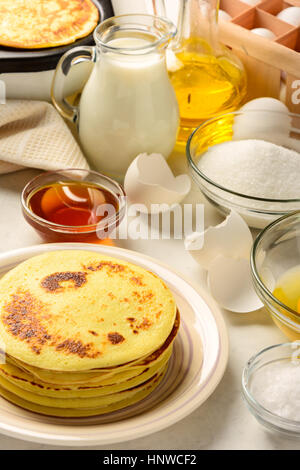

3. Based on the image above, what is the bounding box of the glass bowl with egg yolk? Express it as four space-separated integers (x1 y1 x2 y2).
251 211 300 341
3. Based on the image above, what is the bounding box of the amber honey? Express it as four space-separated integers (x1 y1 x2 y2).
25 180 120 243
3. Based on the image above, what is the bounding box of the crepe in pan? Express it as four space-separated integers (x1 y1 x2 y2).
0 0 99 49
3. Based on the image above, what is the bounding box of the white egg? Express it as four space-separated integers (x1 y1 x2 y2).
241 0 260 5
124 153 191 214
208 256 263 313
185 210 253 270
277 7 300 27
240 97 289 113
233 97 291 145
218 9 232 21
251 28 276 40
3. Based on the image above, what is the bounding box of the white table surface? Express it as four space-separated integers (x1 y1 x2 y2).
0 153 298 450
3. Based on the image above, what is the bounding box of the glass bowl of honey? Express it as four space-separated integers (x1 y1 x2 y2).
21 169 126 243
251 211 300 341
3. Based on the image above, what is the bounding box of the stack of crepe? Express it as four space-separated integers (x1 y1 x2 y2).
0 250 179 417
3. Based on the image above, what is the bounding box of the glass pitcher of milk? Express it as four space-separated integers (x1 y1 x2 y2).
52 15 179 181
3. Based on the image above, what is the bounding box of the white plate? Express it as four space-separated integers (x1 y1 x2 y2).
0 243 228 447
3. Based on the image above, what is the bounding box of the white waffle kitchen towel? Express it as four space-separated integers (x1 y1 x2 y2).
0 100 89 174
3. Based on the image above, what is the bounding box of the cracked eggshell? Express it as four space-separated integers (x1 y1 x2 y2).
185 210 253 270
208 256 264 313
124 153 191 213
233 97 291 146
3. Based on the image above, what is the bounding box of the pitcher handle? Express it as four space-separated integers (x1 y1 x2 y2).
51 46 96 123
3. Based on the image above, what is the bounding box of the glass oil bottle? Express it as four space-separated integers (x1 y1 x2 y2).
168 0 247 143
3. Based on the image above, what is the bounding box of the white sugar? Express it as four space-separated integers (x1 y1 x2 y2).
250 361 300 421
199 140 300 200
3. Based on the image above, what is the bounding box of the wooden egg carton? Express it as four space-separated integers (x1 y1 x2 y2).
218 0 300 113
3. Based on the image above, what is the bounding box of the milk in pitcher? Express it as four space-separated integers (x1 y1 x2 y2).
79 36 179 180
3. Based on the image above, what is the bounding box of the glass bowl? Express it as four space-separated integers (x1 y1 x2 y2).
186 110 300 229
251 211 300 341
242 343 300 437
21 169 126 243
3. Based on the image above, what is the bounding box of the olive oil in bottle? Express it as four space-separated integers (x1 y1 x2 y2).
168 0 247 143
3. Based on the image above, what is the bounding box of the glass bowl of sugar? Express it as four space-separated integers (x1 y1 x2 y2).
242 343 300 437
186 109 300 229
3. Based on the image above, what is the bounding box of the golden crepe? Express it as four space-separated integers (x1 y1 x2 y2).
0 250 179 417
0 0 99 49
0 250 177 370
0 347 171 398
0 366 167 409
0 369 166 418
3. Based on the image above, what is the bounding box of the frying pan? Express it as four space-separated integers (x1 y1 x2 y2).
0 0 114 99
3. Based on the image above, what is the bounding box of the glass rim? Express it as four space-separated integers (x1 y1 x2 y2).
21 168 126 231
93 14 177 54
242 342 300 428
250 210 300 320
186 109 300 204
